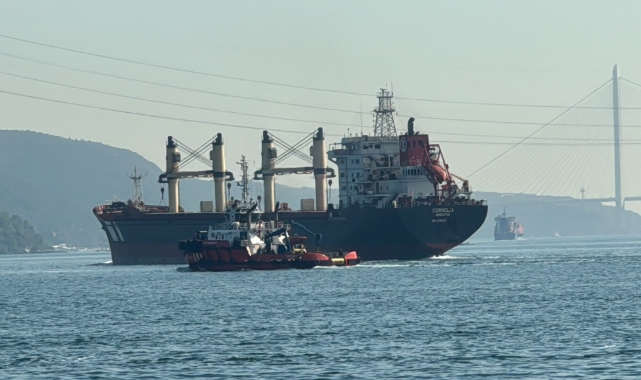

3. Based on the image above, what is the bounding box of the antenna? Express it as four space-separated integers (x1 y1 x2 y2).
372 88 397 137
127 166 146 203
359 98 364 135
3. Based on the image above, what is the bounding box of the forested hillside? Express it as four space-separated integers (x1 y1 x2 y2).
0 211 49 253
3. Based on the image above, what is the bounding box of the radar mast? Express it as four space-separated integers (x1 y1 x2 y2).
372 88 397 137
128 166 145 204
236 155 250 206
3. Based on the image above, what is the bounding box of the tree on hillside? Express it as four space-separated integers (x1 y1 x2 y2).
0 211 50 254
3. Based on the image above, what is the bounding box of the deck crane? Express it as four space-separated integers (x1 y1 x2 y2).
290 220 324 252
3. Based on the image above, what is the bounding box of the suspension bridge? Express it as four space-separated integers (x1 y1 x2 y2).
466 65 641 227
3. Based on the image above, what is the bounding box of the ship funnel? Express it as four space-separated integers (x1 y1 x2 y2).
407 117 415 136
261 131 276 213
211 133 226 212
166 136 181 213
312 127 327 211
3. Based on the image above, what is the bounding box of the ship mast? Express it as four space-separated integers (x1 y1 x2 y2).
372 88 397 137
236 155 250 206
128 166 145 204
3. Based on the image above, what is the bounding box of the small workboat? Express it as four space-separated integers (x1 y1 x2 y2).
178 205 360 271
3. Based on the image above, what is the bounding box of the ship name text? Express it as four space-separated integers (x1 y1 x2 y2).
432 207 454 217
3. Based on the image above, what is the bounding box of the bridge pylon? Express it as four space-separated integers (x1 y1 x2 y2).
612 65 623 229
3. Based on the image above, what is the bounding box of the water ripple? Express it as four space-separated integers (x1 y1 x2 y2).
1 236 641 378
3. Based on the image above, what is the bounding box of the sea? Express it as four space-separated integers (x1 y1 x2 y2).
1 235 641 379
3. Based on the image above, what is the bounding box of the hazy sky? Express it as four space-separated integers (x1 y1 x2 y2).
2 1 641 204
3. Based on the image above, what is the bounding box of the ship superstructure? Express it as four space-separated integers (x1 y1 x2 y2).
330 133 447 209
330 128 471 210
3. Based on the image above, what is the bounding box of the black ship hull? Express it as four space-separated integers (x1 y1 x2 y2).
96 204 488 265
494 232 517 241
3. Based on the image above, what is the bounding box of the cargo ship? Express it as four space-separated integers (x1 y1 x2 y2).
494 208 524 240
93 90 488 264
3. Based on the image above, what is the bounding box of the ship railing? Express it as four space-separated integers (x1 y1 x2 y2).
210 222 291 231
391 195 486 208
259 222 290 230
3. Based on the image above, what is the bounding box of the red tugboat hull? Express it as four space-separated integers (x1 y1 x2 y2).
183 246 360 271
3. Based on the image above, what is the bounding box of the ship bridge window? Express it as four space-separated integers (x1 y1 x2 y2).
419 141 424 147
375 144 381 149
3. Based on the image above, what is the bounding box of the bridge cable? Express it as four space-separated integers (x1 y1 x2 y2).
7 49 641 115
471 85 611 194
0 89 344 137
466 79 613 179
0 71 364 129
1 33 633 110
0 51 364 115
0 33 373 97
8 54 641 131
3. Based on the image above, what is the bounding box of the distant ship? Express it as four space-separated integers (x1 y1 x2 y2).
93 90 488 264
494 209 524 240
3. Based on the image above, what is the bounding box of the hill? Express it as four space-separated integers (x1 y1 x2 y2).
0 210 49 253
0 130 639 246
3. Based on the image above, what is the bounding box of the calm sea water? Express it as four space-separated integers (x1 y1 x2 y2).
1 236 641 379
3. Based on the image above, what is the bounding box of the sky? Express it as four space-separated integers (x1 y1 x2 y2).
2 0 641 211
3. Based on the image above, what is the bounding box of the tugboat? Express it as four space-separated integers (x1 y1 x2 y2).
494 208 524 241
179 203 360 271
